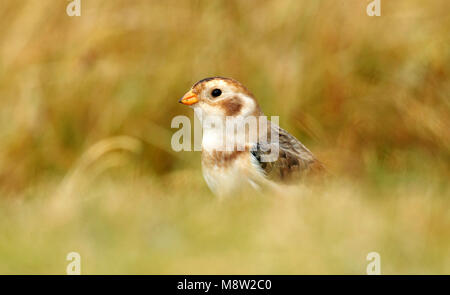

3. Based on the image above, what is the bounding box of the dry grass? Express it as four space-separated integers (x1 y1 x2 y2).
0 0 449 274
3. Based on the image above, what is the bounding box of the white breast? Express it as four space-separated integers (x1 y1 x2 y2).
202 155 260 196
198 112 266 196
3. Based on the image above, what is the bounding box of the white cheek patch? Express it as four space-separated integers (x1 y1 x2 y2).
201 102 226 117
238 95 256 117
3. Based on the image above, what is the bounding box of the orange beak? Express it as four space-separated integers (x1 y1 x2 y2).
179 90 199 105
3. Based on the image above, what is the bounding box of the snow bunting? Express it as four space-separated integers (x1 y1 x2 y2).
179 77 324 196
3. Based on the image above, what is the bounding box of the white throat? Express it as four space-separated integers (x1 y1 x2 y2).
199 116 255 152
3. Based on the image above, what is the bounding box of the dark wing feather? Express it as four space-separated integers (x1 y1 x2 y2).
250 122 325 183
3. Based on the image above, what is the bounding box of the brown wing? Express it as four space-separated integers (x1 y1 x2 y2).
250 122 325 183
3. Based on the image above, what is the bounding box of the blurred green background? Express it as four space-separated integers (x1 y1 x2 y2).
0 0 449 274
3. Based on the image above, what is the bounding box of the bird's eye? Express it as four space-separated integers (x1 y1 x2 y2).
211 89 222 97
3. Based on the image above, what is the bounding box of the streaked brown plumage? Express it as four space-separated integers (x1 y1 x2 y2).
252 123 325 183
179 77 324 196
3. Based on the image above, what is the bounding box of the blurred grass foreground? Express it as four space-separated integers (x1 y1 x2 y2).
0 0 449 274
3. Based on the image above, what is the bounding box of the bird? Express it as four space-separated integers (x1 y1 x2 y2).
179 77 325 196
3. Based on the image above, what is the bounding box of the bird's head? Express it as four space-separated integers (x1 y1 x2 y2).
179 77 262 119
